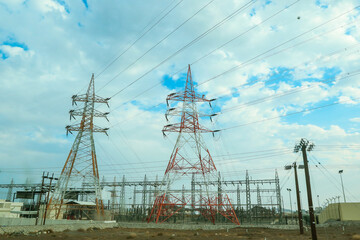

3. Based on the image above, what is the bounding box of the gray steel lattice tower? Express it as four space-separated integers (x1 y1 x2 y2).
246 170 251 219
275 170 282 221
46 74 110 220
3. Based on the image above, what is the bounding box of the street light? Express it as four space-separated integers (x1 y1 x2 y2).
317 195 320 209
338 170 346 203
284 163 304 234
287 188 293 223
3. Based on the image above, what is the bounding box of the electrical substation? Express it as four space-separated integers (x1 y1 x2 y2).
1 1 360 239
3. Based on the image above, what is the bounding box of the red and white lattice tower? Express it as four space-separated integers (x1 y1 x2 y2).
148 65 239 225
45 74 110 220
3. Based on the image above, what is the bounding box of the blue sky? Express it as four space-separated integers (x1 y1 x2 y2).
0 0 359 207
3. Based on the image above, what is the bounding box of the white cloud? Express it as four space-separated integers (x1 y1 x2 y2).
339 95 358 104
33 0 67 15
350 117 360 122
0 45 34 58
0 0 359 204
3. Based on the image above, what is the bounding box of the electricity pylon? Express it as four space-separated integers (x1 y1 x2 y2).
148 65 239 225
46 74 110 220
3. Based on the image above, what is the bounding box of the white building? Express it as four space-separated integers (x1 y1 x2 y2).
0 199 23 218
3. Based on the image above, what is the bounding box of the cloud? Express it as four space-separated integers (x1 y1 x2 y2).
38 0 69 14
350 117 360 122
0 0 359 204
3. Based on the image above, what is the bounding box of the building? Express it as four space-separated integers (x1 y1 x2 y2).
319 202 360 223
0 199 23 218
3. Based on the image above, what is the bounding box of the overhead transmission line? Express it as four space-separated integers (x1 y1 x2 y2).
98 0 299 96
3 160 358 181
220 70 360 114
74 0 182 95
108 0 257 99
314 144 360 152
96 0 216 93
188 0 301 68
219 97 360 131
96 0 184 80
2 147 293 171
198 4 360 86
108 37 360 129
213 43 360 98
75 3 358 177
107 4 358 116
308 154 360 203
106 0 298 103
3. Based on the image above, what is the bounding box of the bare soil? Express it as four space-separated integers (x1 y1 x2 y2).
2 225 360 240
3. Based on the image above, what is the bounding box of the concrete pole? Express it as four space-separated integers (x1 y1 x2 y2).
301 145 317 240
293 163 304 234
35 172 47 226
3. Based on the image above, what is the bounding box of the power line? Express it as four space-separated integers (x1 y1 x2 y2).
198 5 360 86
108 0 257 99
106 0 301 111
309 154 360 203
220 97 360 131
107 42 360 128
96 0 184 81
74 0 181 95
96 0 216 93
1 147 294 171
107 7 358 117
220 70 360 114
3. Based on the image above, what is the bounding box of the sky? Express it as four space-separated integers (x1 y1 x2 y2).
0 0 360 210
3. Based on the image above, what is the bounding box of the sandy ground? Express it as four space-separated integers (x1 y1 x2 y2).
2 224 360 240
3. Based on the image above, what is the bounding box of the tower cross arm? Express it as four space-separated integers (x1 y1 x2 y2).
162 123 214 133
69 109 110 120
66 124 109 135
165 108 218 118
166 91 216 103
72 94 110 105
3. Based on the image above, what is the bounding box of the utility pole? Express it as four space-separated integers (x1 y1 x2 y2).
285 163 304 234
35 172 47 226
43 173 58 225
294 138 317 240
338 170 346 203
293 163 304 234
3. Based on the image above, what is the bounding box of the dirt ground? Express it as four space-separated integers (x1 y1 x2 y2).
2 224 360 240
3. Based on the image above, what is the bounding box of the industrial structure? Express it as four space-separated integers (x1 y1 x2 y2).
147 65 238 224
45 74 110 221
1 70 351 231
0 170 282 224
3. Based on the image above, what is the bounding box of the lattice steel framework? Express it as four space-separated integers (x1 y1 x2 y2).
45 74 110 220
148 65 239 225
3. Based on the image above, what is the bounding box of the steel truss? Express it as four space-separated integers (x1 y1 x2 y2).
147 65 239 225
45 74 110 220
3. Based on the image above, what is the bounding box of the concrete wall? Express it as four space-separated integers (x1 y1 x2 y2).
0 199 23 218
319 203 360 223
340 203 360 221
0 217 101 226
0 221 118 235
319 203 340 223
